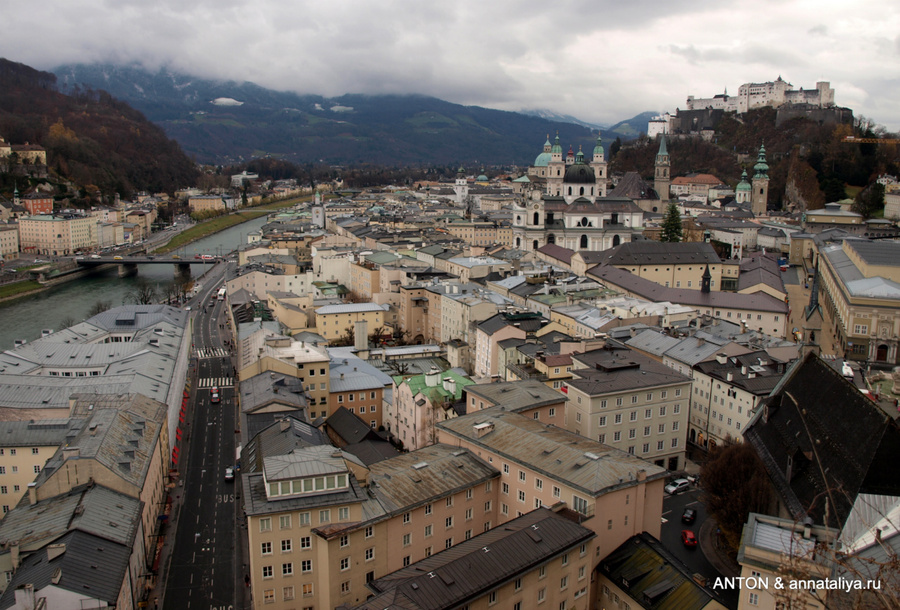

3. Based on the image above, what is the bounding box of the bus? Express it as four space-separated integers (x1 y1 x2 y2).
217 287 226 301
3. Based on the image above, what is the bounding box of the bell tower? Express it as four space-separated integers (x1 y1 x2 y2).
751 144 769 216
654 136 670 203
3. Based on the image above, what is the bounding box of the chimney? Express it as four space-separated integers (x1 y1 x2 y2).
62 447 80 461
279 419 291 432
473 422 494 438
716 353 727 364
13 585 35 610
354 320 368 351
46 543 66 562
27 482 38 505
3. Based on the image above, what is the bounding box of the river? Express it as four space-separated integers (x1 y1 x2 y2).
0 215 270 350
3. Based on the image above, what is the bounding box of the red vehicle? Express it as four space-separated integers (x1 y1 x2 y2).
681 530 698 548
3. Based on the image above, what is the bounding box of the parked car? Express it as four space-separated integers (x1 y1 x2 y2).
224 467 234 482
681 530 698 548
665 479 690 495
681 508 696 524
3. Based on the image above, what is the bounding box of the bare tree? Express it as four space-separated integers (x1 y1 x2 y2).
87 300 111 317
127 279 157 305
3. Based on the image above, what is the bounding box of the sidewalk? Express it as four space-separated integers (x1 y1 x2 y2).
699 518 741 579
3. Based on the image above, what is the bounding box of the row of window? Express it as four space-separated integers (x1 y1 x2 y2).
596 422 680 436
0 448 41 456
0 466 40 475
259 506 361 531
336 391 379 401
598 435 679 453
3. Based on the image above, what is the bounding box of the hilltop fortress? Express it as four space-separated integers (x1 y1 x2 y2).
686 76 834 113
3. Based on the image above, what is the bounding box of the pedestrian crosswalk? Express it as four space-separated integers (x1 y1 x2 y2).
196 347 229 359
198 377 234 388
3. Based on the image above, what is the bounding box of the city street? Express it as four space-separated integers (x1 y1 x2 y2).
661 486 739 609
162 262 244 610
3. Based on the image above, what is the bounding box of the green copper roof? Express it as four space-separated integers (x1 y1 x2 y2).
753 143 769 179
736 169 751 192
592 135 604 157
657 135 668 156
551 134 563 154
394 369 473 402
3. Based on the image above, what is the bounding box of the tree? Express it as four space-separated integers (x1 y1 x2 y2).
126 279 156 305
853 182 885 219
87 300 111 317
57 316 76 330
701 441 772 553
659 203 683 242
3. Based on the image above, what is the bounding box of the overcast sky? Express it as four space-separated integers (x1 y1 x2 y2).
2 0 899 131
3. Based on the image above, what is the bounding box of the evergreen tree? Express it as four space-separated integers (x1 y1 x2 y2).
660 203 683 242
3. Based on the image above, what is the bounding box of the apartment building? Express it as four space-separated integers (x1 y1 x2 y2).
18 213 96 255
436 407 669 564
689 351 791 450
0 225 19 260
565 347 692 471
243 443 499 610
315 303 387 341
390 369 473 451
464 380 566 427
0 419 83 515
356 508 596 610
329 367 385 429
349 261 380 301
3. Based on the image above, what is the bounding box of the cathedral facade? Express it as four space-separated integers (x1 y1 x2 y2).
513 135 644 252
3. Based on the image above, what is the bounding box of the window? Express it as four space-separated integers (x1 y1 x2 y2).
259 518 272 532
629 410 637 422
340 557 350 571
519 470 526 482
365 525 373 538
282 563 293 576
341 581 350 594
319 510 330 523
631 395 638 404
616 397 623 406
613 431 621 441
561 552 569 566
403 511 411 524
548 407 556 417
518 490 526 502
281 539 292 553
579 565 586 580
672 438 679 448
283 585 294 601
599 416 607 426
445 516 454 528
298 512 310 526
539 565 547 579
614 413 622 424
535 478 543 490
261 542 272 555
485 480 492 492
302 583 313 597
658 424 666 433
484 500 492 512
675 388 681 397
553 486 561 498
403 533 411 546
445 537 453 549
263 589 274 604
643 443 650 453
424 503 432 515
502 482 509 494
262 565 273 579
32 448 39 455
503 464 510 474
425 524 433 538
365 547 374 561
628 428 636 439
278 515 291 529
465 508 473 520
560 575 568 590
488 591 497 605
501 503 509 515
340 534 349 548
748 592 759 605
403 555 411 567
466 488 473 500
425 546 433 557
644 425 651 436
300 536 311 549
33 465 40 474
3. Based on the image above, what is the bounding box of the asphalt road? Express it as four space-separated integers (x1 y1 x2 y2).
661 486 739 609
163 262 243 610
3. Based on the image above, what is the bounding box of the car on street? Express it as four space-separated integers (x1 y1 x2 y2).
681 508 696 524
665 479 690 495
681 530 698 548
224 467 234 481
113 256 123 260
211 386 220 403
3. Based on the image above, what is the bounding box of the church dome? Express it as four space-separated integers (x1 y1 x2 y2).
534 152 552 167
736 169 751 192
564 161 596 184
551 134 563 154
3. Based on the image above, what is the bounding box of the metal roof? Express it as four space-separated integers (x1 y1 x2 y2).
437 408 668 497
360 508 594 610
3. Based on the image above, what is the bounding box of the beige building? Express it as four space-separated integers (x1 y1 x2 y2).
736 513 838 610
189 194 234 214
819 239 900 364
18 214 96 255
436 407 669 565
0 419 83 515
444 220 504 247
226 269 315 299
565 348 692 471
349 261 380 301
266 291 314 334
0 225 19 260
314 303 386 341
390 369 473 451
357 508 596 610
243 443 500 610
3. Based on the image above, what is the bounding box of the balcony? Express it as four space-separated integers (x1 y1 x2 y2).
505 362 548 382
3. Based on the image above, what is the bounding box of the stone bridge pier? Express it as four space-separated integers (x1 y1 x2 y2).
117 263 138 278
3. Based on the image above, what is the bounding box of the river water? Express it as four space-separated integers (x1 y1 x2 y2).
0 215 270 350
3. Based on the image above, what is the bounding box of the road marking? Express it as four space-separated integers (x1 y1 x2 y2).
196 348 229 358
198 377 234 388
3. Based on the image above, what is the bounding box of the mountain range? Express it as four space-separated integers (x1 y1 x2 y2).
53 63 651 167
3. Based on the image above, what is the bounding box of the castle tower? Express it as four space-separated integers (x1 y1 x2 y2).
654 136 670 203
751 144 770 216
590 134 608 197
735 169 752 205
